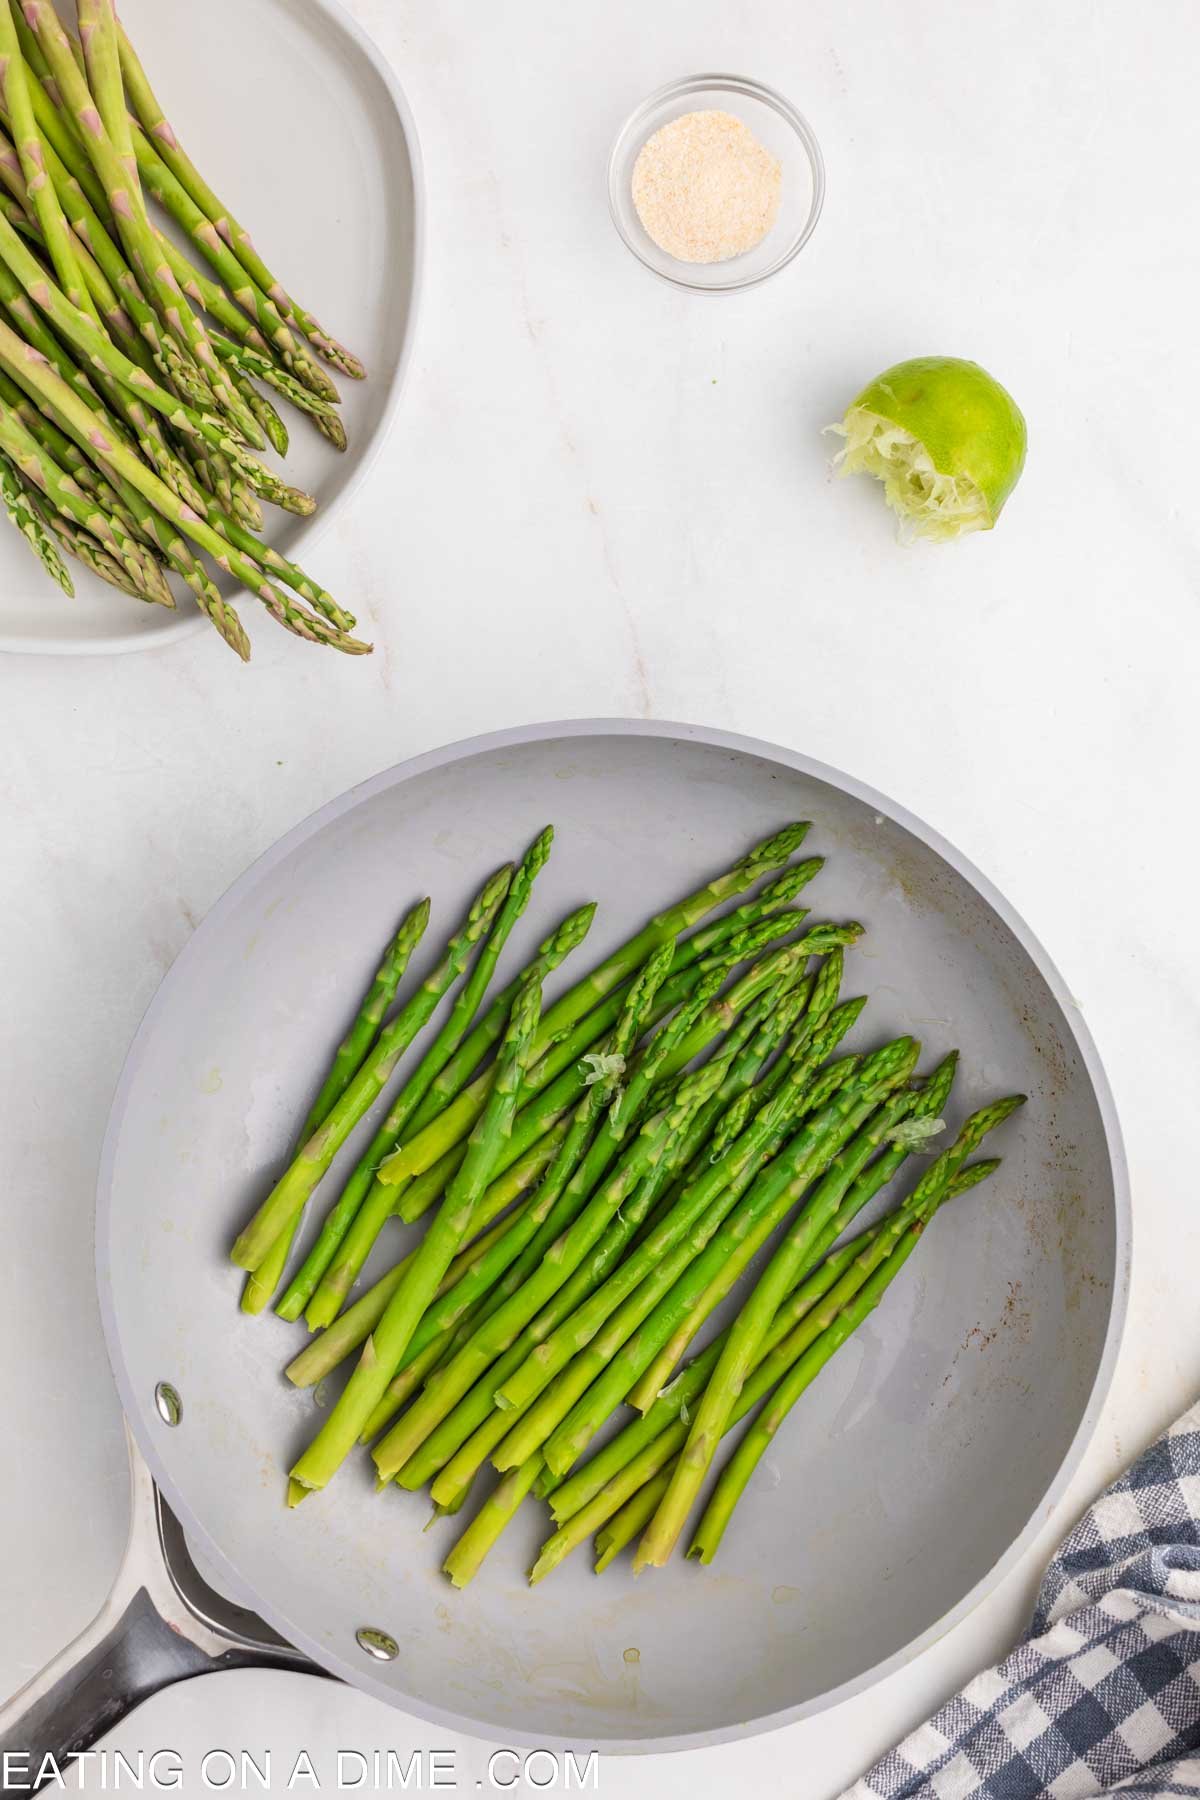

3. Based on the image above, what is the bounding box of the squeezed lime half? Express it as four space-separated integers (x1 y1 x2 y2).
830 356 1027 542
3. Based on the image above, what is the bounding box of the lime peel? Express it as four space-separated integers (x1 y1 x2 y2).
581 1050 625 1086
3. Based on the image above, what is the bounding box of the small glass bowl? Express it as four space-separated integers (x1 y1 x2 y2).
608 74 825 293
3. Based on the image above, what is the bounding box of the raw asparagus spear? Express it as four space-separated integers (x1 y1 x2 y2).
0 315 363 650
0 197 284 488
0 4 104 330
0 67 292 409
0 251 214 520
46 510 140 594
0 191 37 240
0 445 71 591
193 490 354 633
0 361 130 523
232 364 288 457
114 23 363 383
211 333 346 449
0 314 254 649
0 398 170 602
23 0 260 437
124 127 339 404
215 340 345 450
0 90 293 529
1 77 200 525
0 95 201 396
76 4 138 190
0 244 256 646
5 174 172 386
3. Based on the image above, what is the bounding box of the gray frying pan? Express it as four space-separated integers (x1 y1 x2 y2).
0 719 1128 1771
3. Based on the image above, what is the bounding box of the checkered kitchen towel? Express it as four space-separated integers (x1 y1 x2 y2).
846 1401 1200 1799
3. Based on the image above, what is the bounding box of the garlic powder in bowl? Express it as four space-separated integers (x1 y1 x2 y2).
609 74 825 294
632 110 782 265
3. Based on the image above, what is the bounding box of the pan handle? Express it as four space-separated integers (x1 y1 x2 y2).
0 1424 318 1794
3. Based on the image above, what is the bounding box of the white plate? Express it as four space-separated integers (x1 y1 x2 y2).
0 0 422 656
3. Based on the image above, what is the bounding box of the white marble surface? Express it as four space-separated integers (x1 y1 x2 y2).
3 0 1199 1793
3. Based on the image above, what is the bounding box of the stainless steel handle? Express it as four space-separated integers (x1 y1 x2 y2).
0 1425 318 1793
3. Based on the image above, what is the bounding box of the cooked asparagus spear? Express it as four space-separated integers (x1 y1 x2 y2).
288 977 546 1499
239 898 432 1315
543 1059 958 1526
375 826 814 1189
416 998 864 1507
294 828 558 1327
622 1054 953 1414
441 1149 1001 1589
369 948 720 1482
556 1158 1007 1580
230 871 512 1272
390 912 816 1229
539 1039 920 1485
357 973 793 1451
634 1092 1023 1569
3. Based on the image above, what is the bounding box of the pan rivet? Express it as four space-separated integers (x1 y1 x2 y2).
356 1627 399 1662
154 1382 182 1427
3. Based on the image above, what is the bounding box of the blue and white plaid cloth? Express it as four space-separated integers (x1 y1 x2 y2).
846 1402 1200 1800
